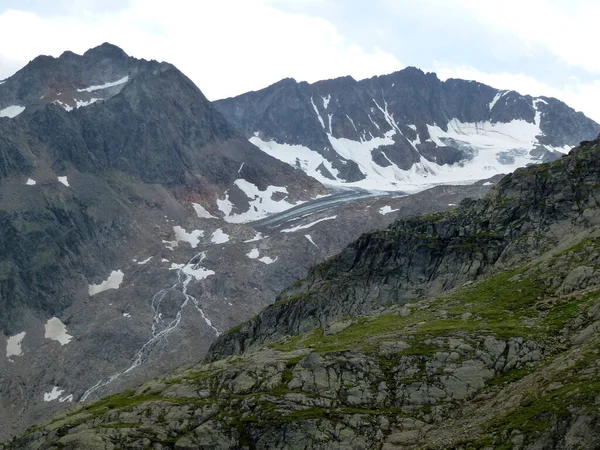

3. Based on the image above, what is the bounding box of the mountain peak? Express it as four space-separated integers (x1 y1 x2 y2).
82 42 129 60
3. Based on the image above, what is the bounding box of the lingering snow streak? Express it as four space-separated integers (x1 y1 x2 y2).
280 215 337 233
57 176 69 187
310 97 326 128
533 99 544 129
77 76 129 92
26 178 36 185
75 98 99 108
305 234 318 248
346 114 358 131
489 91 505 110
88 270 124 296
244 232 264 243
379 205 399 215
322 94 331 109
81 251 218 402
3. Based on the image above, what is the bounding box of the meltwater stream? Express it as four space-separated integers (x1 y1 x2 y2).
80 251 219 402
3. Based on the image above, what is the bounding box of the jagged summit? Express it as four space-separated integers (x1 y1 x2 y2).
0 43 326 439
82 42 129 59
215 68 600 191
0 42 146 115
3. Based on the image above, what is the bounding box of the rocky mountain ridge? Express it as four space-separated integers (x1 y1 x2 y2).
0 43 329 439
215 69 600 191
7 137 600 448
0 44 502 441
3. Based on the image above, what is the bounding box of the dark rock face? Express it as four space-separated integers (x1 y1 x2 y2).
0 45 323 334
0 43 133 111
0 44 330 439
215 68 600 187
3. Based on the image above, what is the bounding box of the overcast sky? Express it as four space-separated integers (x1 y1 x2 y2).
0 0 598 121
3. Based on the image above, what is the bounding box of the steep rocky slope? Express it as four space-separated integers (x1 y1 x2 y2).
215 70 600 190
0 43 328 439
8 137 600 449
1 45 502 441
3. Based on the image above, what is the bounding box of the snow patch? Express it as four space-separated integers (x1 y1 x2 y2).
218 179 299 224
77 76 129 92
255 109 550 193
250 137 340 185
44 317 73 345
137 257 153 265
169 253 215 281
247 248 260 259
123 312 131 318
427 118 541 153
192 203 216 219
6 332 26 359
482 182 493 186
43 387 64 402
281 216 337 233
88 270 124 296
211 229 229 244
322 94 331 109
163 226 204 250
26 178 36 185
379 205 399 215
259 256 277 265
327 132 396 180
0 105 25 118
57 176 69 187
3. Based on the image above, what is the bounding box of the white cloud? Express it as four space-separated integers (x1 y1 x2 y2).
0 1 402 100
457 0 600 74
433 62 600 123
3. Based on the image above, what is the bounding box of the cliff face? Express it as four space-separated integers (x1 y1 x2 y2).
8 137 600 449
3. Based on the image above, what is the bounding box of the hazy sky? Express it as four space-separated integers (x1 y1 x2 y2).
0 0 598 121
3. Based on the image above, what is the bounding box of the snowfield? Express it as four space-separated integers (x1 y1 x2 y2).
250 98 567 194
